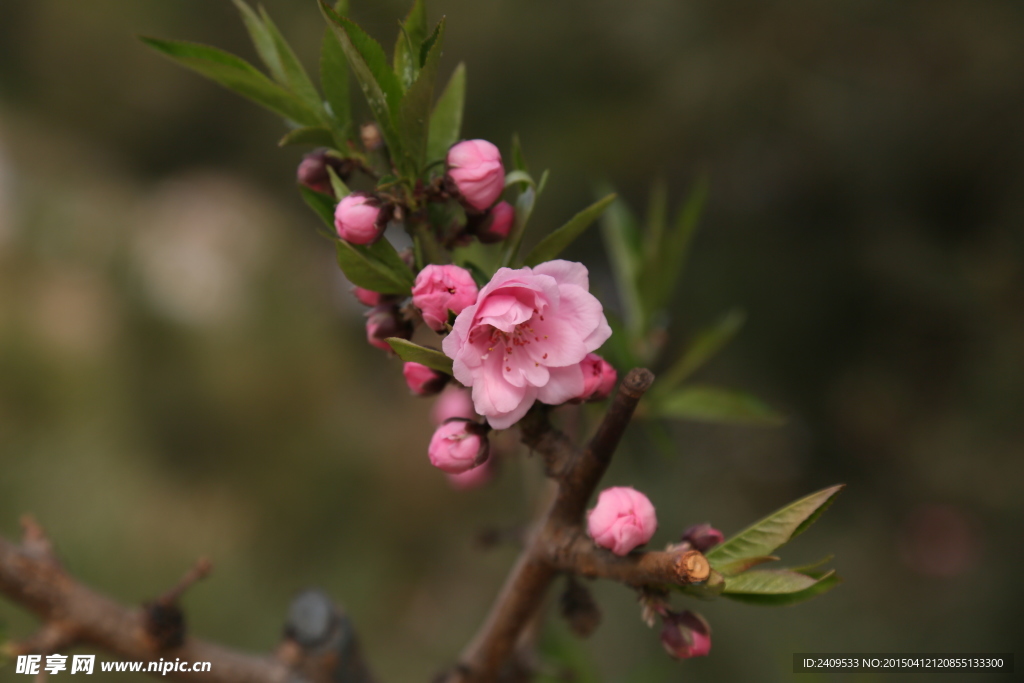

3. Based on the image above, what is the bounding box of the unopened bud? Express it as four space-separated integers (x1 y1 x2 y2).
574 353 617 402
428 419 490 474
680 523 725 553
296 149 354 196
475 201 515 244
403 362 449 396
660 610 711 660
446 457 496 490
365 305 412 352
334 193 388 245
411 264 480 332
446 140 505 211
360 123 383 151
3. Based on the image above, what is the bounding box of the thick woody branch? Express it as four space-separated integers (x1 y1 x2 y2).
0 520 372 683
451 369 656 683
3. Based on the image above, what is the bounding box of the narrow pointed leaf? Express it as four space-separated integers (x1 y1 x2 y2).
278 125 335 147
522 193 616 267
599 192 643 336
715 555 780 576
652 177 707 314
258 6 324 115
386 339 454 374
365 235 415 286
657 309 746 392
335 240 411 295
675 569 725 600
393 0 428 89
318 1 404 164
706 485 845 567
653 385 783 426
298 186 340 239
722 571 840 606
320 26 352 143
427 62 466 163
501 185 536 267
398 19 445 171
504 170 535 189
326 166 351 199
140 37 319 125
723 569 827 595
232 0 285 84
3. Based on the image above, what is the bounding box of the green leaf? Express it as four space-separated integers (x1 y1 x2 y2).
140 37 319 126
325 166 351 199
675 569 726 600
723 568 826 594
427 62 466 164
599 191 644 336
278 125 336 147
522 193 616 267
335 240 412 295
365 234 415 286
393 0 428 89
500 185 536 267
653 385 784 426
652 177 707 314
510 133 529 173
232 0 285 84
722 571 841 606
318 1 405 166
386 338 454 374
299 186 335 225
656 309 746 392
706 485 845 568
258 6 325 115
398 18 445 172
321 24 353 144
715 555 780 576
504 169 535 189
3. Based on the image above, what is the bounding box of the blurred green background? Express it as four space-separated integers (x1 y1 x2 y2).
1 0 1022 681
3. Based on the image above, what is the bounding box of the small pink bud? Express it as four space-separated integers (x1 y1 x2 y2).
428 420 489 474
365 305 412 352
575 353 618 402
334 193 384 245
352 286 383 307
680 523 724 553
411 264 479 332
476 201 515 244
446 457 495 490
587 486 657 556
446 140 505 211
660 610 712 660
432 388 477 425
296 149 353 196
403 362 449 396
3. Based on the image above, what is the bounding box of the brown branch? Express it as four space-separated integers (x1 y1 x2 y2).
0 521 372 683
545 531 710 587
451 368 657 683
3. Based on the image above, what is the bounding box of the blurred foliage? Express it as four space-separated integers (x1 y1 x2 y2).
1 1 1023 682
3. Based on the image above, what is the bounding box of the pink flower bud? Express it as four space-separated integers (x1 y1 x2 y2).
403 362 449 396
476 201 515 244
411 264 479 332
428 420 489 474
576 353 618 402
432 388 477 425
296 149 353 196
352 286 383 307
587 486 657 556
334 193 384 245
446 457 495 490
446 140 505 211
680 523 724 553
365 305 412 352
660 610 711 660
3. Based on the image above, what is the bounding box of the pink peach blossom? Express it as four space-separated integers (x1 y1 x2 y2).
442 260 612 429
587 486 657 556
428 420 488 474
412 264 479 332
447 140 505 210
334 193 383 245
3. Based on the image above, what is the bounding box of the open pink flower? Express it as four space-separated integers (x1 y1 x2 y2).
442 260 612 429
587 486 657 556
412 264 479 332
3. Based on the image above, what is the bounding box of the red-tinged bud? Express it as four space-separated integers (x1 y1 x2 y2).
365 305 411 352
475 201 515 244
428 419 490 474
351 287 384 307
680 523 725 553
446 140 505 211
660 610 712 660
296 149 354 195
574 353 618 402
403 362 449 396
334 193 387 245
